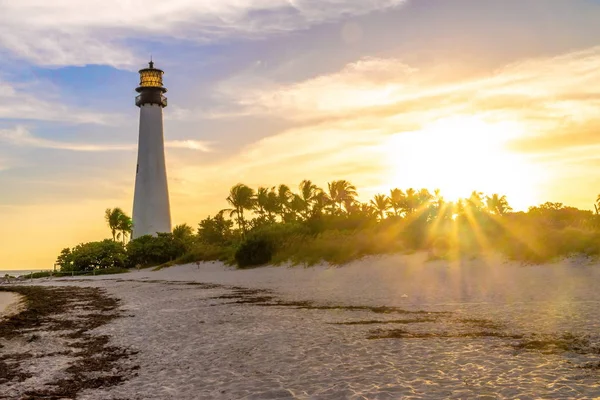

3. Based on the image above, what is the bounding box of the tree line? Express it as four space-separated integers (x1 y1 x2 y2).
55 179 600 272
222 180 513 234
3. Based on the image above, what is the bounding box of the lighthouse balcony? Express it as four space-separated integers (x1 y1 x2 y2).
135 94 168 107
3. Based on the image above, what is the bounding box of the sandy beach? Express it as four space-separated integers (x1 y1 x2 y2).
2 254 600 399
0 292 23 318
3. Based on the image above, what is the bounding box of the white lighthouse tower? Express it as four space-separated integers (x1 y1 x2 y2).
132 61 172 239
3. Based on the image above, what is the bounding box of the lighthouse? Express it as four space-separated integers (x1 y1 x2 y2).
132 61 172 239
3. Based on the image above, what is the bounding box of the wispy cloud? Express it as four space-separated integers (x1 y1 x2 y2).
166 140 212 152
165 45 600 216
217 57 419 117
0 126 212 152
0 80 124 125
0 0 407 67
219 46 600 151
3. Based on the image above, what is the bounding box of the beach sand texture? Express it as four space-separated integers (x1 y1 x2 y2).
0 292 23 318
2 253 600 399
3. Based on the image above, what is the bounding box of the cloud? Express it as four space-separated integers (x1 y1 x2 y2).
218 57 419 117
219 46 600 150
0 126 212 152
0 80 124 125
165 44 600 217
166 140 213 152
0 0 407 67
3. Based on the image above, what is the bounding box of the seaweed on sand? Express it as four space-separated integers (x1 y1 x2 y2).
513 332 600 355
367 328 523 340
330 318 438 325
0 286 137 399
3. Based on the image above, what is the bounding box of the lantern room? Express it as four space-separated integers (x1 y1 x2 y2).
135 61 168 108
138 61 164 88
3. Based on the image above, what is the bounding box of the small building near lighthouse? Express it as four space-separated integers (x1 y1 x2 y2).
132 61 172 239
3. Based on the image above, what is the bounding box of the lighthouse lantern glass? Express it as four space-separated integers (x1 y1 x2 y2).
139 69 163 88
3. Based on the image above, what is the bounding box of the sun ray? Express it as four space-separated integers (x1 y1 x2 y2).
384 115 542 210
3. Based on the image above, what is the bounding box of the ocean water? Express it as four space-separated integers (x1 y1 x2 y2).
0 270 52 277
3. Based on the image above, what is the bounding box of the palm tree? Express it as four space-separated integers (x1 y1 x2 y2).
288 194 306 222
432 189 444 209
467 191 485 212
254 187 280 223
311 190 331 217
327 180 357 214
389 188 405 217
255 187 269 218
486 194 512 215
105 208 125 241
224 183 256 234
358 203 377 219
403 188 418 215
370 194 390 220
454 198 466 219
298 180 321 220
276 184 293 221
430 189 448 221
343 198 360 216
117 213 133 244
417 189 433 206
265 188 280 222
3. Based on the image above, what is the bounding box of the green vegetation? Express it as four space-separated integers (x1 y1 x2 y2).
57 239 127 272
104 208 133 244
126 232 188 267
55 180 600 271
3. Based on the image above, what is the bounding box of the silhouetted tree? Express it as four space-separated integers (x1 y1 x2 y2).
105 207 125 241
117 213 133 244
389 188 405 217
370 194 390 220
486 194 512 215
328 180 357 215
224 183 256 235
403 188 418 215
198 211 234 245
298 180 321 220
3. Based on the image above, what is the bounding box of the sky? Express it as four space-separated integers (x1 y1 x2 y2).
2 0 600 269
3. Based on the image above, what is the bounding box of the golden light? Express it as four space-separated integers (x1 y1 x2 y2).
139 68 163 88
384 115 544 210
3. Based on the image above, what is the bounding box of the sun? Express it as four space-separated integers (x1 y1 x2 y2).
384 115 542 210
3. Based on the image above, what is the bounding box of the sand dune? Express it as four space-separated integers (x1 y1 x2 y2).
3 254 600 399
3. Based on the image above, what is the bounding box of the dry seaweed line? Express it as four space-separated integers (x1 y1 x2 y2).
0 286 138 399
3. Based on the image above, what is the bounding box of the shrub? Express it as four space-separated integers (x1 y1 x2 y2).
235 236 274 268
18 271 53 280
57 240 127 272
271 228 404 266
88 267 130 276
126 233 187 267
174 243 235 265
198 213 234 245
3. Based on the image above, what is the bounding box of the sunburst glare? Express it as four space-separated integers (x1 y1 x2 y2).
384 115 544 210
